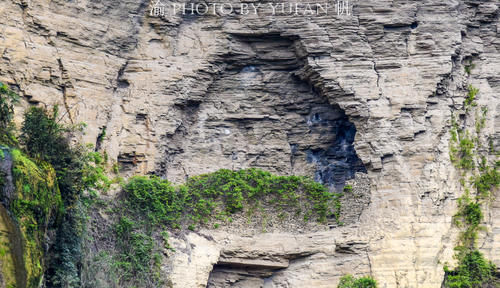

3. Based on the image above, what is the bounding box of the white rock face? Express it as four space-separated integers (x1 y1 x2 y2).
0 0 499 287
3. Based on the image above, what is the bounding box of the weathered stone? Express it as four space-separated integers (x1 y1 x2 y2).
0 0 499 287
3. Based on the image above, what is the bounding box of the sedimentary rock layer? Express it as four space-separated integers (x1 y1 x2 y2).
0 0 498 287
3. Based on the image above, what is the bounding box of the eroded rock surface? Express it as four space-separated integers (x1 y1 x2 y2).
0 0 499 287
158 34 366 190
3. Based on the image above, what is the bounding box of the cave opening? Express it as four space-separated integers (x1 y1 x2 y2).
162 34 366 191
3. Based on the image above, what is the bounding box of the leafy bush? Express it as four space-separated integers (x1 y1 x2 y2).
449 119 476 171
21 106 110 201
465 85 478 107
338 274 377 288
473 166 499 197
444 250 496 288
458 134 475 170
464 63 475 75
343 184 353 193
123 176 183 226
183 168 339 223
21 106 65 160
115 228 155 282
46 203 86 288
462 202 482 227
111 216 162 287
123 168 340 227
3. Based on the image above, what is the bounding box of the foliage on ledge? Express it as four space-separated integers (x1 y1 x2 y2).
110 168 341 287
337 274 377 288
124 168 341 227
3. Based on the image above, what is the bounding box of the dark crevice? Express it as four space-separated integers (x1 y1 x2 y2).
95 127 106 152
207 252 314 287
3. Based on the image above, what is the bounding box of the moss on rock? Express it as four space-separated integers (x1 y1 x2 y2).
0 149 63 287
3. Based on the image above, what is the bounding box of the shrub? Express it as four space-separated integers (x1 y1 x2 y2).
343 184 353 193
21 106 109 200
123 168 340 228
447 84 498 288
21 106 68 163
444 250 496 288
46 204 86 288
113 216 161 286
458 134 475 170
473 166 499 197
183 168 339 223
124 176 183 226
465 85 478 107
462 202 482 227
338 274 377 288
464 64 475 75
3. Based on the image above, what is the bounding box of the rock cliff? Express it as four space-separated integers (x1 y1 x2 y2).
0 0 499 287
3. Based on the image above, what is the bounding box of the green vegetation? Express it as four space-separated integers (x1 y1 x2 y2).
0 84 64 286
445 84 499 288
124 168 341 226
337 274 377 288
114 217 158 286
464 63 475 75
20 106 110 288
1 82 339 287
7 149 62 287
21 106 109 201
464 85 478 108
110 168 341 286
0 100 111 287
453 194 482 251
343 184 353 193
473 164 500 198
0 82 19 146
444 250 496 288
123 176 182 226
0 148 64 287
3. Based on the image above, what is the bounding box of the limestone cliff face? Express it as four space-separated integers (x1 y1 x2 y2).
0 0 499 287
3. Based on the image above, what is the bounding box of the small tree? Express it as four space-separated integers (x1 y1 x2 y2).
19 105 110 287
444 250 496 288
20 106 68 162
